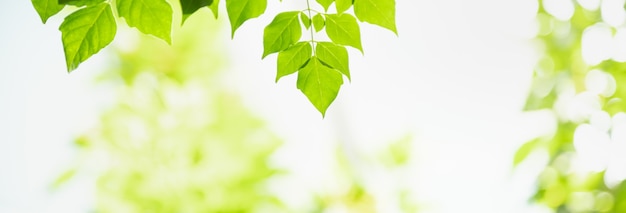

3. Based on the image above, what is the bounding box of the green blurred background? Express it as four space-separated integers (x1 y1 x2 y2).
4 0 626 212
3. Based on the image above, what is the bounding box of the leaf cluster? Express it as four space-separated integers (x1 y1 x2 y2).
31 0 397 116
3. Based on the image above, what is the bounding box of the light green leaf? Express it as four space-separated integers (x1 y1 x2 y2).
513 139 541 166
226 0 267 37
316 0 334 11
31 0 65 23
336 0 352 14
59 2 116 72
354 0 397 34
277 42 311 82
58 0 104 7
300 12 311 29
117 0 173 43
180 0 214 23
297 57 343 116
262 11 301 58
312 13 324 32
316 42 350 80
209 0 219 18
325 13 362 52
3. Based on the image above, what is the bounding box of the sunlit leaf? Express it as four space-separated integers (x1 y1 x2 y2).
325 13 362 52
277 42 311 82
209 0 220 18
336 0 352 14
354 0 397 34
58 0 104 7
226 0 267 37
300 12 311 29
31 0 65 23
262 11 301 58
316 0 334 11
316 42 350 80
117 0 173 43
59 2 116 71
297 57 343 116
312 13 324 32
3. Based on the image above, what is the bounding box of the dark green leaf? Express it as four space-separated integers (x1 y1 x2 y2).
31 0 65 23
325 13 362 52
316 0 334 11
58 0 104 7
312 13 324 32
316 42 350 80
59 2 116 72
117 0 173 43
277 42 311 82
300 12 311 29
354 0 397 34
297 57 343 116
226 0 267 37
336 0 352 14
262 11 302 58
180 0 214 23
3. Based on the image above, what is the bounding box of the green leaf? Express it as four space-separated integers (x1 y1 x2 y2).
31 0 65 23
58 0 104 7
300 12 311 29
325 13 362 52
513 139 541 166
277 42 311 82
59 2 116 72
312 13 324 32
316 42 350 80
297 57 343 116
336 0 352 14
180 0 214 23
117 0 173 43
316 0 334 11
209 0 219 18
354 0 397 34
226 0 267 37
262 11 302 58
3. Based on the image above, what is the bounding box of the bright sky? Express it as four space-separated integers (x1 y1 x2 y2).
0 0 550 212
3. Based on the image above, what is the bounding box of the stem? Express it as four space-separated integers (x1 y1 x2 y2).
305 0 316 54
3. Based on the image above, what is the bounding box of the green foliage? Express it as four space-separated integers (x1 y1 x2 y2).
316 42 350 80
312 13 325 32
59 2 116 72
297 57 344 116
59 0 104 7
336 0 352 14
117 0 173 43
67 16 286 212
225 0 267 36
31 0 397 116
180 0 214 22
325 13 362 52
31 0 64 23
315 0 334 11
276 42 312 82
516 2 626 212
354 0 397 34
262 11 302 58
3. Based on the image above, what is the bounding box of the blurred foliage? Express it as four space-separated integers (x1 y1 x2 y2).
73 12 286 213
53 10 418 213
517 1 626 212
